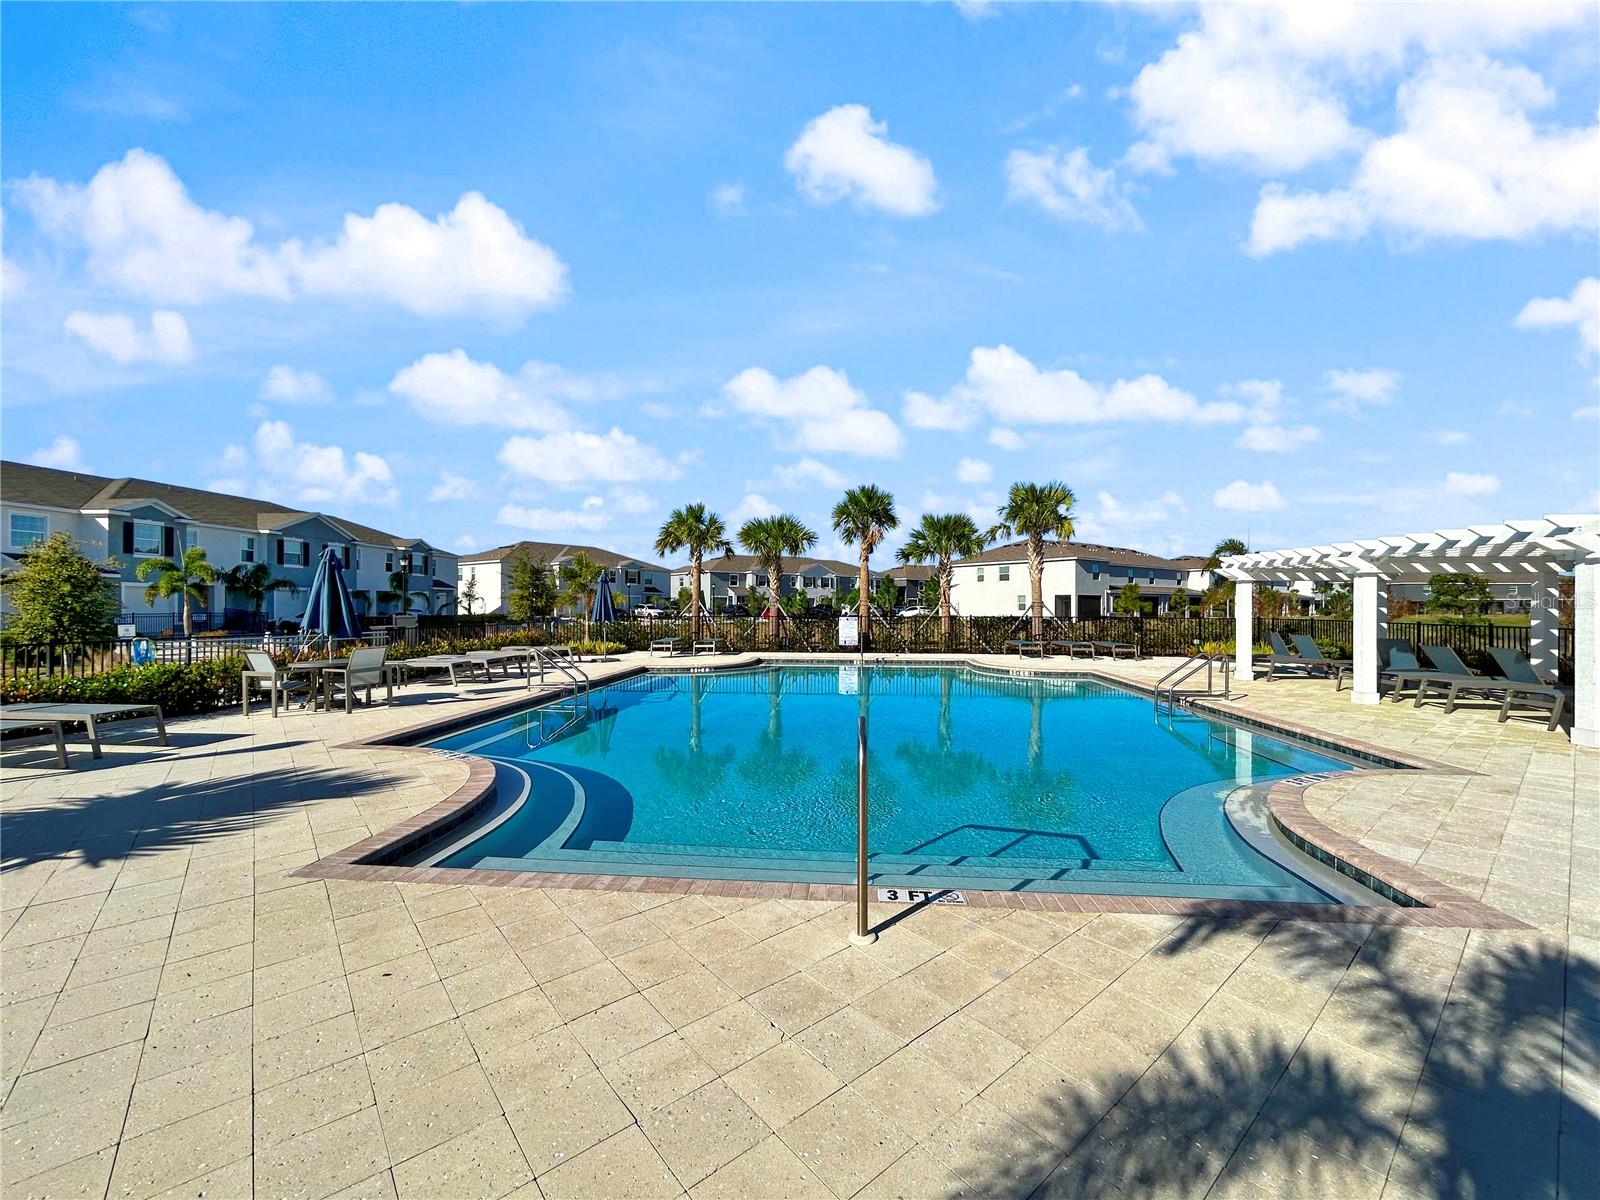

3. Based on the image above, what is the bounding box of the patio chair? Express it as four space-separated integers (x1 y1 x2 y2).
242 650 313 717
1288 634 1352 683
323 647 397 714
1472 647 1567 730
1261 632 1319 679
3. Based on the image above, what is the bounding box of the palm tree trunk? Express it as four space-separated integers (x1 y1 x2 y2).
858 551 870 652
1028 535 1045 641
768 561 781 643
181 589 193 638
939 560 953 646
690 555 702 644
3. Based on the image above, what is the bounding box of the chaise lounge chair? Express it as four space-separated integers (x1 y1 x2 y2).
1261 632 1320 679
1415 647 1569 731
1288 634 1352 685
242 650 314 716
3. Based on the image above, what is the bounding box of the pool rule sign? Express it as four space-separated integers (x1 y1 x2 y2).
875 888 967 905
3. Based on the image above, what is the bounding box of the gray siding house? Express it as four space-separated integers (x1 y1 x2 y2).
0 462 456 631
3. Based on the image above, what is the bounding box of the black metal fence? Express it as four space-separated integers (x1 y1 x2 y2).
3 614 1574 685
114 608 269 636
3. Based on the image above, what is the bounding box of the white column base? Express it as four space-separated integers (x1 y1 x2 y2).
1234 581 1255 683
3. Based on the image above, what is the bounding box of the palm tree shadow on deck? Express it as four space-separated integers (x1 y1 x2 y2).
953 918 1598 1199
0 764 409 870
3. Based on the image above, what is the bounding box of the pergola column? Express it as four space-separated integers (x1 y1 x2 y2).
1351 573 1382 705
1234 580 1254 683
1375 585 1388 640
1574 560 1598 748
1528 566 1563 681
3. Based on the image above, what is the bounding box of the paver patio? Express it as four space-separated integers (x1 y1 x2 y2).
1 654 1594 1199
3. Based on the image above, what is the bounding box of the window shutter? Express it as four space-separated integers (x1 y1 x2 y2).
163 527 175 556
276 539 285 566
122 522 135 554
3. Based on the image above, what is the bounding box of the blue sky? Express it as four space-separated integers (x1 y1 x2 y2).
3 2 1597 564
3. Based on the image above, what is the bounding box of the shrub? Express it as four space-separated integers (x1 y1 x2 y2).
569 640 625 657
0 657 246 718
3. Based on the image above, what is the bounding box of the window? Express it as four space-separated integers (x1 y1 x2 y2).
976 567 985 582
998 565 1011 582
625 569 640 586
132 521 162 555
184 528 198 551
820 577 831 588
755 574 768 587
384 552 395 574
9 513 46 548
240 535 257 563
282 539 307 567
351 547 361 570
1016 595 1026 611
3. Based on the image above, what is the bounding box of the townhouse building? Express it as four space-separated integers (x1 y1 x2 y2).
949 540 1217 618
458 541 671 615
0 462 456 631
667 556 933 611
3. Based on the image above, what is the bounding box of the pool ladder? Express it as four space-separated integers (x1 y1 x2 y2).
533 646 592 704
1155 653 1231 714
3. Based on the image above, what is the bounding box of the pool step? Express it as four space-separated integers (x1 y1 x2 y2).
583 839 1168 875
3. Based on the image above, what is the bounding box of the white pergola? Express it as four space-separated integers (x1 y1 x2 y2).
1219 514 1600 747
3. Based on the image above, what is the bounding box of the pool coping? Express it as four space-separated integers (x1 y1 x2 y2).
292 656 1527 930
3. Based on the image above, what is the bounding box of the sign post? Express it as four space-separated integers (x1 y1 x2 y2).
849 713 876 946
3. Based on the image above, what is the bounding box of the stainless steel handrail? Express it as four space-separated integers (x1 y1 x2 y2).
532 646 591 702
1155 653 1230 713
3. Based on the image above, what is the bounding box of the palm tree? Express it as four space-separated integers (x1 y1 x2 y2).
898 512 986 644
831 485 898 652
655 503 732 644
1202 537 1249 616
220 562 295 619
737 515 817 641
988 482 1076 641
135 546 219 636
557 553 606 634
386 569 430 614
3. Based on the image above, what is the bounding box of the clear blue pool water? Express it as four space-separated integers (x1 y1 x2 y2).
418 664 1353 902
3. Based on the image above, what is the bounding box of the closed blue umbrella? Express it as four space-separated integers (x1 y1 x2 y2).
589 571 616 647
301 547 363 643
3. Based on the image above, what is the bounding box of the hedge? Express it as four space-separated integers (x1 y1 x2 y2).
0 658 246 718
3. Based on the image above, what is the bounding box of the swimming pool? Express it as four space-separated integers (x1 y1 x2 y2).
414 664 1360 903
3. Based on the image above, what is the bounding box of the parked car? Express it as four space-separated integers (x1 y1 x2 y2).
722 604 751 617
632 604 670 618
896 605 936 617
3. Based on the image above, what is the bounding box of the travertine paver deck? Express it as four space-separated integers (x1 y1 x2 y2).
1 653 1594 1199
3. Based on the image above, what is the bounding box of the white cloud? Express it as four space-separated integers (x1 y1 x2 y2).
496 504 610 533
710 182 747 216
1323 366 1400 413
1574 405 1600 421
229 420 398 507
1 212 23 300
784 104 939 217
1443 470 1501 496
1213 479 1286 512
955 457 993 484
723 365 904 458
453 534 479 552
26 435 85 471
389 349 625 431
1004 147 1142 232
428 472 480 503
988 427 1025 451
608 488 657 517
1126 3 1590 177
259 365 331 404
1236 423 1321 452
1246 57 1599 256
769 458 847 491
14 148 566 318
1425 429 1471 446
1516 277 1600 360
910 345 1245 431
62 309 194 365
286 191 567 318
730 493 780 525
497 427 682 488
